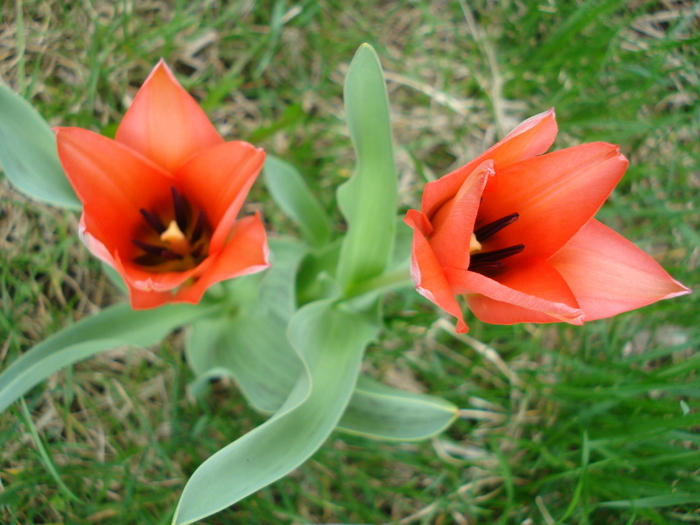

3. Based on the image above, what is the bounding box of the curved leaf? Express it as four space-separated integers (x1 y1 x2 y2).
336 44 398 294
185 310 302 413
263 155 331 248
188 318 456 440
0 83 80 209
0 302 215 414
258 237 308 319
172 299 378 525
185 238 305 413
339 376 459 441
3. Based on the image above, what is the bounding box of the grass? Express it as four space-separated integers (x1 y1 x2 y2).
1 0 698 523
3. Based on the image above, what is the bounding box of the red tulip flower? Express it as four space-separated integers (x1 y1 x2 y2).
55 60 269 309
405 109 690 333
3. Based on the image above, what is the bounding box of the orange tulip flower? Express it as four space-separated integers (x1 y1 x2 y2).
56 60 269 309
405 109 690 333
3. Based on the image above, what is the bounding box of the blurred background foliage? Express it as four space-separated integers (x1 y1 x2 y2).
0 0 698 523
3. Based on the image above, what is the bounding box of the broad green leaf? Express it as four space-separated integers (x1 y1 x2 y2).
185 239 305 413
0 83 80 209
258 237 308 320
172 299 378 525
0 302 215 414
186 313 301 413
338 376 458 441
342 217 413 300
336 44 398 294
188 321 456 439
263 155 332 248
390 217 414 270
296 239 342 305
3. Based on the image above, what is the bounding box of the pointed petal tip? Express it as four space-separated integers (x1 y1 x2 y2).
585 141 629 164
550 220 691 321
503 107 558 140
666 278 692 298
115 59 224 171
404 209 433 236
150 58 174 79
455 318 470 333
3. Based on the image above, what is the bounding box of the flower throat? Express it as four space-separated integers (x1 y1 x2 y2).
132 187 211 272
468 212 524 274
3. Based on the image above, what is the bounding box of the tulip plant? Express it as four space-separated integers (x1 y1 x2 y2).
0 44 689 523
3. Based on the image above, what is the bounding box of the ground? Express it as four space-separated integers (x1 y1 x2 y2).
0 1 698 523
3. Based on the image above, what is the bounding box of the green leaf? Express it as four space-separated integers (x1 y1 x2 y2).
186 313 302 413
255 237 306 320
336 44 398 294
188 315 455 439
185 239 305 413
263 155 331 248
172 299 378 525
0 83 80 209
0 302 215 414
338 376 459 441
296 239 342 305
187 239 450 440
101 262 128 294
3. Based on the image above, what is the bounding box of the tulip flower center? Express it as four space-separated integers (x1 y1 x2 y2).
468 212 524 274
131 187 211 272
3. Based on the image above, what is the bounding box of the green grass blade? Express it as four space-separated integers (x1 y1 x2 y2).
0 83 80 209
19 398 80 503
336 43 398 294
172 299 378 525
599 494 700 508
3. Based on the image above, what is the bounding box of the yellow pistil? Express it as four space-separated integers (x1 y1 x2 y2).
160 220 190 254
469 233 482 254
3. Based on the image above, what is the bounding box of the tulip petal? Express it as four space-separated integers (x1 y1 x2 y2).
478 142 628 261
428 161 493 269
55 127 173 257
422 108 557 218
175 213 270 304
78 214 117 268
446 259 584 325
116 214 268 309
115 251 207 296
405 210 469 333
115 60 224 172
550 219 691 320
126 287 179 310
175 141 266 254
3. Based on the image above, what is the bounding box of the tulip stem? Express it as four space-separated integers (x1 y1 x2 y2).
344 266 413 300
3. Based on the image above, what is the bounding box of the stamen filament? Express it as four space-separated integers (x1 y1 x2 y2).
132 189 209 270
140 208 166 234
171 187 189 232
474 213 519 242
160 250 183 260
468 261 503 272
132 239 166 256
470 244 525 265
191 211 206 243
